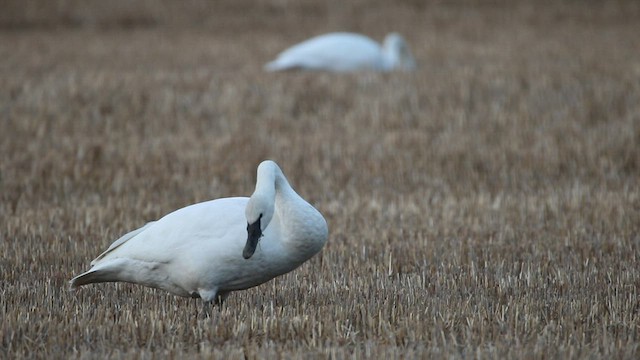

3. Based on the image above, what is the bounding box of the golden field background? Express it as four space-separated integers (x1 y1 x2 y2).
1 0 639 358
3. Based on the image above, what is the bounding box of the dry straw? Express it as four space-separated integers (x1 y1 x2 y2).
1 1 639 358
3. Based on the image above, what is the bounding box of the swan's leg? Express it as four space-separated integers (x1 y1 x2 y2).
191 297 199 318
198 288 221 317
201 301 212 318
215 291 230 307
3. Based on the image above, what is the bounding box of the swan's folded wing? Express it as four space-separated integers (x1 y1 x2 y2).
90 222 156 266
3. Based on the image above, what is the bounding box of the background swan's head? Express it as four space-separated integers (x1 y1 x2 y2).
383 33 417 71
243 181 276 259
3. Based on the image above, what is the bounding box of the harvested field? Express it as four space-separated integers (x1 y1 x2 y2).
1 0 639 358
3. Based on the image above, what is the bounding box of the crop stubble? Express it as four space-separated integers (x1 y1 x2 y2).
1 1 639 358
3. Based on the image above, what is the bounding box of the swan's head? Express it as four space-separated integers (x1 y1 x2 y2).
243 189 276 259
383 33 416 71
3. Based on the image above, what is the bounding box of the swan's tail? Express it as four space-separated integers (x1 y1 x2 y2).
69 267 117 289
264 59 300 72
264 60 283 72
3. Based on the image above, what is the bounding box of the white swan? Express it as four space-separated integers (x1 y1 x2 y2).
264 32 416 72
69 160 328 306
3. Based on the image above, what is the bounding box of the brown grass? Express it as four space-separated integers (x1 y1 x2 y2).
1 1 640 358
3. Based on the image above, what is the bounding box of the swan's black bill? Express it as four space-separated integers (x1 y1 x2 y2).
243 215 262 259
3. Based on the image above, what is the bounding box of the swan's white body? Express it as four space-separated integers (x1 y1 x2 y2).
70 161 328 304
265 32 416 72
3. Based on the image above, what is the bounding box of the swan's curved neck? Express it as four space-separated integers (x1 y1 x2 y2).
250 160 327 264
382 45 401 70
251 161 301 227
254 164 277 199
254 161 295 200
381 35 414 71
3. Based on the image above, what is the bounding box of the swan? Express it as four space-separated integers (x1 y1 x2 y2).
264 32 416 72
69 160 328 306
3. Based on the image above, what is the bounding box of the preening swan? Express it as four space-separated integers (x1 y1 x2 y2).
69 160 328 306
265 32 416 72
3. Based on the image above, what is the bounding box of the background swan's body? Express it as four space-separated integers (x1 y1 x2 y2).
265 32 416 72
70 161 328 304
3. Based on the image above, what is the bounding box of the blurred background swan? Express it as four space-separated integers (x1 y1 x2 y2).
265 32 416 72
